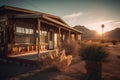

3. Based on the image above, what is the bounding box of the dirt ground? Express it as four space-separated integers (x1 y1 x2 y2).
0 43 120 80
50 43 120 80
102 44 120 80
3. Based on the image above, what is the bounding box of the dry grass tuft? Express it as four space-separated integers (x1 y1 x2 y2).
117 56 120 59
61 39 80 57
38 49 72 72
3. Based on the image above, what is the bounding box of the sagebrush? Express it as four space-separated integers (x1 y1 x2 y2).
61 39 80 56
39 49 72 72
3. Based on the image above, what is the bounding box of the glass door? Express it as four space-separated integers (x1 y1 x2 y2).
49 30 54 50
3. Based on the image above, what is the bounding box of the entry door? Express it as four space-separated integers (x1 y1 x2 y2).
0 21 6 56
49 31 54 49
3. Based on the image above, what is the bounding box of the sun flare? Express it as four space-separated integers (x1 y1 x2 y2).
87 21 113 35
97 30 102 35
94 26 107 35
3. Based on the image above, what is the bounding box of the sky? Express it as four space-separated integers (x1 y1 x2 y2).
0 0 120 33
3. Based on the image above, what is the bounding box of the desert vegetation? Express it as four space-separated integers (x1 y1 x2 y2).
111 40 118 45
61 39 80 56
38 50 73 72
37 40 120 80
38 39 80 72
1 40 120 80
79 43 109 80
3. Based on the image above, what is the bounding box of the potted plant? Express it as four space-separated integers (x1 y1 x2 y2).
79 43 109 80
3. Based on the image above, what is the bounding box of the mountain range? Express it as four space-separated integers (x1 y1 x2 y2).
73 25 120 40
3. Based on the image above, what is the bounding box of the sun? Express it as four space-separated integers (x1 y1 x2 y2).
96 27 108 35
96 25 108 35
92 26 105 35
97 30 102 35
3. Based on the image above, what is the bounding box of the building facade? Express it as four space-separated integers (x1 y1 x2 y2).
0 5 82 57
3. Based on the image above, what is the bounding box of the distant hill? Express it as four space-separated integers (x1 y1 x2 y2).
105 28 120 40
73 25 99 39
73 25 120 40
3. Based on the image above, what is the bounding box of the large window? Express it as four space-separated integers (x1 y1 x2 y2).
16 27 33 34
16 27 24 33
16 26 34 44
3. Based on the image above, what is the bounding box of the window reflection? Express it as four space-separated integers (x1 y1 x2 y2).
16 27 34 44
16 27 33 34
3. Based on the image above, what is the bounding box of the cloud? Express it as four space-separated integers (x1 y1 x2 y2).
63 12 83 19
62 12 120 32
115 22 120 24
62 12 86 26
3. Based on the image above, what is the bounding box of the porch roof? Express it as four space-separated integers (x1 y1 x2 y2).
0 5 83 34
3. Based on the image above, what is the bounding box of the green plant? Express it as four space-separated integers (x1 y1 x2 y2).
79 43 108 62
79 43 109 80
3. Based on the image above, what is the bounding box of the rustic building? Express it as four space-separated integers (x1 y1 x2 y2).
0 5 82 57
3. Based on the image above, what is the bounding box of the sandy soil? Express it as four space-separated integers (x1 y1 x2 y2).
51 44 120 80
102 44 120 80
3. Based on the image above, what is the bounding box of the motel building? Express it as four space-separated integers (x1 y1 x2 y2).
0 5 82 58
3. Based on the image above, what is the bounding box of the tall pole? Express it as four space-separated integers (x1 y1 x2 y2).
101 24 104 41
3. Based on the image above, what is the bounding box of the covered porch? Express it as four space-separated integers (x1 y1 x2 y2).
7 14 82 56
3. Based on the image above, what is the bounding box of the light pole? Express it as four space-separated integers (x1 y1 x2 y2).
101 24 104 41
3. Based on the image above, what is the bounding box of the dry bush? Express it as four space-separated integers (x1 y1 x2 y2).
61 39 80 56
101 43 110 47
79 43 109 62
117 56 120 59
111 40 118 45
79 43 109 80
38 49 72 72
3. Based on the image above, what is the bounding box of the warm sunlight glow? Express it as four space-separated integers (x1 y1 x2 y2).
86 20 114 35
97 30 102 35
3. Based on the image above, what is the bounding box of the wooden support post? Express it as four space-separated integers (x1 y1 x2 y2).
58 27 61 48
38 18 41 60
13 23 16 43
69 30 71 40
75 33 77 40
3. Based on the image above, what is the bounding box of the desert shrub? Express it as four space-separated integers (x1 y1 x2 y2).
79 43 109 62
111 40 118 45
79 43 109 80
101 43 110 47
117 56 120 59
61 39 80 56
38 49 72 72
100 40 105 43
